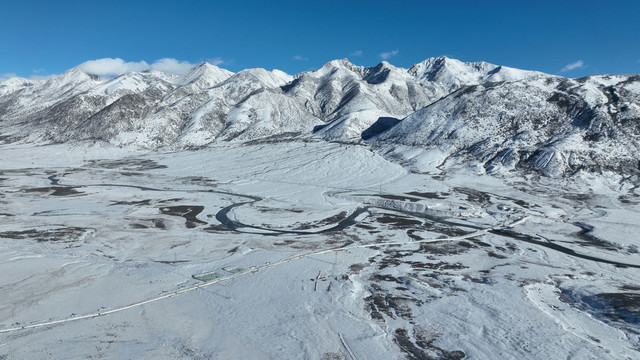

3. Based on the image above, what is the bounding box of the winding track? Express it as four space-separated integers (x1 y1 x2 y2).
1 171 638 334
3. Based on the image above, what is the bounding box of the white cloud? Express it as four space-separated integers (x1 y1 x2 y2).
77 58 149 76
379 50 399 60
293 55 309 61
28 68 55 81
1 72 17 81
76 57 204 76
208 57 224 66
560 60 585 73
0 71 54 82
350 50 363 57
149 58 195 75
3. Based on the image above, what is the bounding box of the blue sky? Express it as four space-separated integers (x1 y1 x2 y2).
1 0 639 79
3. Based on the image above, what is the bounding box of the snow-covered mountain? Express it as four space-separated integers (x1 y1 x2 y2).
408 56 545 92
1 57 638 176
375 74 640 176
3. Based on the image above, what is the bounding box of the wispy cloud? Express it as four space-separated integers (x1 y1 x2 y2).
29 74 55 81
560 60 585 73
149 58 195 75
379 50 399 60
293 55 309 61
207 57 224 66
350 50 363 57
76 57 201 76
0 72 17 82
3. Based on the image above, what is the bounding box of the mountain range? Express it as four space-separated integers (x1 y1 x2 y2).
1 56 638 177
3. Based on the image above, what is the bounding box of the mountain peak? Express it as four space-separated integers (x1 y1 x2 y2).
177 62 234 87
324 58 353 67
197 61 222 70
376 60 393 69
228 67 293 88
408 56 463 75
363 61 404 84
0 76 34 96
0 76 32 86
315 58 365 78
48 67 103 87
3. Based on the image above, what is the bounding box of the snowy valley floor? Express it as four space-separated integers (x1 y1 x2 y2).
0 140 639 359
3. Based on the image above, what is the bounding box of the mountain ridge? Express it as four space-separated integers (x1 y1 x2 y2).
1 57 638 177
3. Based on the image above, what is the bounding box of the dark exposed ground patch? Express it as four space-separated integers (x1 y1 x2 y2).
584 292 640 325
349 263 368 274
21 186 83 196
372 273 405 284
463 274 493 284
572 222 619 251
419 240 476 256
406 191 449 199
618 195 639 205
421 261 468 271
178 176 218 187
472 239 492 247
355 223 377 230
158 198 184 204
377 243 472 271
273 239 296 246
421 222 475 238
240 132 301 145
110 199 151 206
154 259 190 264
621 285 640 291
85 158 167 171
317 211 348 226
376 213 423 228
362 244 468 359
0 227 89 242
159 205 207 228
129 218 167 230
487 251 508 259
256 206 304 213
561 288 640 332
202 224 233 232
561 192 592 202
407 230 423 241
394 328 466 360
453 187 492 205
365 288 420 321
320 352 346 360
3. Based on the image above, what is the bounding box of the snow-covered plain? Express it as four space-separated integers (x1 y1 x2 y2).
1 140 638 359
